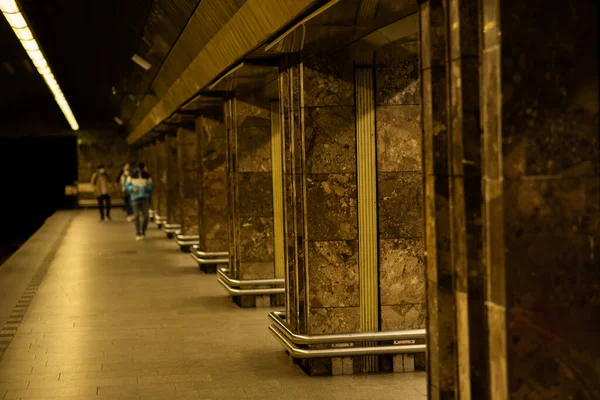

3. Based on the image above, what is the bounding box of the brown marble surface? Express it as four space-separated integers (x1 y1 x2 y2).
309 307 360 335
381 304 426 331
239 261 275 280
306 173 358 241
202 171 228 208
377 172 423 239
303 53 354 107
198 117 229 252
375 33 425 344
376 36 420 106
308 240 359 308
376 106 421 172
155 140 168 218
144 144 158 211
228 93 276 285
239 216 274 263
166 135 181 224
237 126 272 172
379 238 425 306
237 172 273 217
236 97 270 127
77 128 130 184
181 199 198 235
501 1 600 397
178 127 199 235
305 106 356 174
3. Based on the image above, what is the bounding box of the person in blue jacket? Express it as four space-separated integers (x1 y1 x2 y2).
126 163 154 240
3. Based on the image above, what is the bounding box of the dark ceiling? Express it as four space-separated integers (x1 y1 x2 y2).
0 0 199 130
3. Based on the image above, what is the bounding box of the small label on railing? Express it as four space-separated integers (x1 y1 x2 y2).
394 339 416 345
332 343 354 348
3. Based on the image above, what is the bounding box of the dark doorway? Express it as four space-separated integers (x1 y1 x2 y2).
0 136 77 265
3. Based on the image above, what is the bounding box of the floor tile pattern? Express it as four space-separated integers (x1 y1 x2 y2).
0 210 426 399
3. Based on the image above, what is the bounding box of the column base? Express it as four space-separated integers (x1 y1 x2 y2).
200 264 217 274
232 293 285 308
294 354 424 376
269 311 426 376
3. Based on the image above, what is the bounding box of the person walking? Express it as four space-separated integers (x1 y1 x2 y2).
126 163 154 240
91 165 112 222
118 163 134 221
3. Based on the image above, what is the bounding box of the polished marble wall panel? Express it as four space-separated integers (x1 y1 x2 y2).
376 36 425 333
419 0 599 396
302 52 359 336
304 106 356 174
228 93 275 282
144 144 159 212
177 126 199 235
379 238 425 307
165 134 181 224
308 307 360 335
155 140 168 218
500 0 600 397
303 52 354 107
197 114 229 252
305 174 358 241
307 240 359 308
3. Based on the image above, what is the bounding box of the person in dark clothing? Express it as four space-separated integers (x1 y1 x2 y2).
91 165 112 222
126 163 154 240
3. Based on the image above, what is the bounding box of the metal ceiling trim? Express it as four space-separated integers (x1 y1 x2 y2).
207 62 245 91
127 0 322 145
263 0 341 52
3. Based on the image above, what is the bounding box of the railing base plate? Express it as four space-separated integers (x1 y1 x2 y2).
200 264 217 274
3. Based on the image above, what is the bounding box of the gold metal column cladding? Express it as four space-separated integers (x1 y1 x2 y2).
355 67 378 372
270 101 285 280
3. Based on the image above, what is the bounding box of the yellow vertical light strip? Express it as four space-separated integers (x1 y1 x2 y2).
270 101 286 279
356 67 378 372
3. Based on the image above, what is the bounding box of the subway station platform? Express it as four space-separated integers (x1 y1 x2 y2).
0 210 426 399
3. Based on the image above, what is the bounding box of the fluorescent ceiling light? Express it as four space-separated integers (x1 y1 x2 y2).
22 40 38 51
113 116 124 126
32 57 47 69
4 11 25 28
26 49 43 60
0 0 79 131
37 66 51 75
14 27 32 40
0 0 18 13
131 54 152 71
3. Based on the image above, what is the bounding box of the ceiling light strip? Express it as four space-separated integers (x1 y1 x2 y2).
0 0 79 130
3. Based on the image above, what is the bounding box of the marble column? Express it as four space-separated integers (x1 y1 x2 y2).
177 125 199 235
226 91 277 307
375 34 426 369
155 139 168 220
420 0 599 398
278 46 426 375
144 143 159 213
165 133 181 226
196 110 229 258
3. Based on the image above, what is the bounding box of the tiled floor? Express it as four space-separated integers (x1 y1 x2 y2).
0 210 426 399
